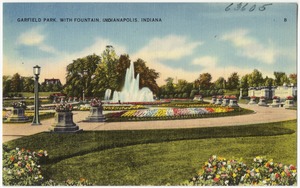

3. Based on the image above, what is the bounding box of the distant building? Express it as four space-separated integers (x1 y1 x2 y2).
248 83 297 100
44 78 62 86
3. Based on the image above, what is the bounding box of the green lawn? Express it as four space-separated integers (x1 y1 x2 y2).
4 120 297 185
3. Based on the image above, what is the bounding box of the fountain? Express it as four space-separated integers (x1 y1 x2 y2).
105 62 154 103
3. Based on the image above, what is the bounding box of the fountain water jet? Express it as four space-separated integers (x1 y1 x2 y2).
105 62 154 103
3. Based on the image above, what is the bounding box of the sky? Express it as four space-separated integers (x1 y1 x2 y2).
2 2 297 86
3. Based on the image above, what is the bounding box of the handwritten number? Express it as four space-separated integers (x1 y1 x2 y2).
249 5 256 12
226 3 272 12
235 3 242 11
225 3 233 11
259 3 272 11
242 3 248 11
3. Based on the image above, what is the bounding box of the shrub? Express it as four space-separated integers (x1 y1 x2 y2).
3 146 48 185
185 155 297 186
3 145 94 186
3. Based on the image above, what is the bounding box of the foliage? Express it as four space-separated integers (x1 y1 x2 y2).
55 103 73 112
274 72 290 86
226 72 239 89
186 155 297 186
90 98 103 107
11 101 27 108
3 146 48 186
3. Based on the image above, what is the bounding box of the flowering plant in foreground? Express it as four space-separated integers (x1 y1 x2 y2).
3 147 48 185
185 155 297 186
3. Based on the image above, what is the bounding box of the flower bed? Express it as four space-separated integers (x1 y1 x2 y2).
105 106 238 121
184 155 297 186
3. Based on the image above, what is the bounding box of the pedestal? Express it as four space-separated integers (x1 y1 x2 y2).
84 106 106 122
270 99 280 108
248 98 257 105
211 98 216 104
50 112 82 133
258 98 268 107
284 100 294 108
215 98 222 105
228 99 239 107
5 107 30 123
221 98 229 106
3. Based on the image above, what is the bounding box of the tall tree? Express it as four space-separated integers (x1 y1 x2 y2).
227 72 239 89
22 77 34 92
64 54 100 97
247 69 264 87
274 72 289 86
195 73 212 90
3 75 11 97
214 77 226 89
92 46 119 97
133 58 160 94
10 73 22 92
289 73 297 86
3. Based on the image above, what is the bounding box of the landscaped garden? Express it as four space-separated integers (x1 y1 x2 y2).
3 120 297 185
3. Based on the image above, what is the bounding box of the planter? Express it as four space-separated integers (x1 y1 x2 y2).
50 111 82 133
248 98 257 105
221 98 229 106
228 99 239 107
284 99 294 108
211 97 216 104
270 99 280 108
5 107 30 123
258 98 268 107
215 98 222 105
84 106 106 122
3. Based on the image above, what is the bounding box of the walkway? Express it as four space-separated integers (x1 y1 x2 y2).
2 104 297 143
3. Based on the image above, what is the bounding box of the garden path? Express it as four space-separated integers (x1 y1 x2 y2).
3 103 297 143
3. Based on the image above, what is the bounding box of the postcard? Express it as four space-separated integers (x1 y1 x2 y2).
2 2 298 186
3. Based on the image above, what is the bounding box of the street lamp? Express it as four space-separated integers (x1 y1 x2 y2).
32 65 41 125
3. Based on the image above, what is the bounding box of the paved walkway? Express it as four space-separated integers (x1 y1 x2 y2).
2 104 297 143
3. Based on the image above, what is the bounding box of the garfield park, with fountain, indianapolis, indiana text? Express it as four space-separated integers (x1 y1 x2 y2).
3 46 297 186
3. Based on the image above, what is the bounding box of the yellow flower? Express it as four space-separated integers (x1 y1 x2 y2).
233 173 237 178
255 169 259 173
216 174 220 179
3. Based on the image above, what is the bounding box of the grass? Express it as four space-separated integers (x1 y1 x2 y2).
4 120 297 185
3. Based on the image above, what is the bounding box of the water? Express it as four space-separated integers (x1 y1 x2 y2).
105 62 154 102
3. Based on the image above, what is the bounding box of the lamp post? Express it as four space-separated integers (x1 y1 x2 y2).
32 65 41 125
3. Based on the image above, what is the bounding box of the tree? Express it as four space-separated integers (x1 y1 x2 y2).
3 75 11 97
214 77 226 89
274 72 289 86
247 69 264 87
92 46 119 97
133 59 160 94
195 73 212 90
289 73 297 86
22 77 34 92
264 76 274 87
227 72 239 90
64 54 100 97
10 73 22 92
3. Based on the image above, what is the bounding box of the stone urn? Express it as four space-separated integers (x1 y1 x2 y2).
248 97 257 105
5 101 29 123
258 97 268 107
284 96 294 108
270 97 280 108
215 97 223 105
211 96 216 104
50 103 82 133
229 99 239 107
84 98 106 122
222 98 230 106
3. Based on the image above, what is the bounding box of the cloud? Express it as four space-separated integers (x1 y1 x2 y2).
192 56 217 68
135 35 202 61
221 29 277 64
17 26 58 54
